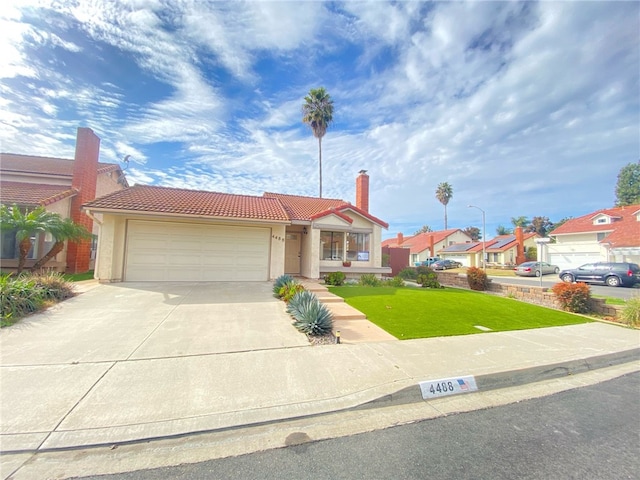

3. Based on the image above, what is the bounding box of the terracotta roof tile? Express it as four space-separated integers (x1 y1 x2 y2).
84 185 291 221
381 229 464 254
550 204 640 248
0 153 121 177
263 192 345 220
0 181 78 206
264 192 389 228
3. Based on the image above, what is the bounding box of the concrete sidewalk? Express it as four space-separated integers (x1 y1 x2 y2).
1 280 639 460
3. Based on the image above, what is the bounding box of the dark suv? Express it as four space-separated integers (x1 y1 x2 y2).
558 262 640 287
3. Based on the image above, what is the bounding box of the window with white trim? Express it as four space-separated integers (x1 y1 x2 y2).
346 232 370 261
320 231 344 260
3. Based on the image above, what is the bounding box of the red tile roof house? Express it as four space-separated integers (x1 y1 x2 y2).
382 229 474 267
0 128 127 273
440 228 538 268
82 171 391 282
548 204 640 270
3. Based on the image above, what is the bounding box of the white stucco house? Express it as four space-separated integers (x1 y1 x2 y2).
547 204 640 269
83 171 391 282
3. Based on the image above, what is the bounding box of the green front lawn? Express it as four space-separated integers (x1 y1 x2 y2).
330 286 590 339
62 270 94 282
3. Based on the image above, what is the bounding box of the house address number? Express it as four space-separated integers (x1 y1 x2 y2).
419 375 478 399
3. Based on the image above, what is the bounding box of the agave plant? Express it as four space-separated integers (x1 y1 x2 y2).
273 274 295 296
292 298 334 336
286 290 318 319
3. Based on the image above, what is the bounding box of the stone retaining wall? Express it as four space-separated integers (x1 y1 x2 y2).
434 271 620 318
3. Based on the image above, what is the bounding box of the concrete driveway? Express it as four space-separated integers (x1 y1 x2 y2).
1 282 309 366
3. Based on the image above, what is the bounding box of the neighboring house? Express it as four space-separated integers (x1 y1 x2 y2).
548 204 640 269
0 128 127 273
441 228 538 267
83 171 390 282
381 229 473 267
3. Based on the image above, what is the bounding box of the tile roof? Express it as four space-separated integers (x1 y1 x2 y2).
84 185 291 221
263 192 345 220
264 192 389 228
0 153 121 177
0 181 78 207
381 229 465 254
550 204 640 248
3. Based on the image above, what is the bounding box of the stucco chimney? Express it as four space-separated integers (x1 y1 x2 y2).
515 226 526 265
66 127 100 274
397 232 404 245
355 170 369 213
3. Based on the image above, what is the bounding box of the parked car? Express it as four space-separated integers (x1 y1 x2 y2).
415 257 440 267
558 262 640 287
431 259 462 270
514 261 560 277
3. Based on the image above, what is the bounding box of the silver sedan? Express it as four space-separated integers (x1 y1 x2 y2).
514 261 560 277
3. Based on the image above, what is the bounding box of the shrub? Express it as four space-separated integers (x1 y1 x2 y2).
278 281 305 303
398 268 417 280
31 272 75 302
273 274 295 296
359 273 381 287
292 299 334 336
1 274 43 325
325 271 346 286
286 290 318 320
620 296 640 327
417 270 442 289
552 282 591 313
384 276 405 287
466 267 489 291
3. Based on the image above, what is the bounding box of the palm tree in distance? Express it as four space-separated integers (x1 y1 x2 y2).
302 87 334 198
435 182 453 230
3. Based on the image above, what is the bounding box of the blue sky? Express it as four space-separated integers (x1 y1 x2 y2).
1 1 638 240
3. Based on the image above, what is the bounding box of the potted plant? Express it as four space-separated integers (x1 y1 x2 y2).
342 261 352 267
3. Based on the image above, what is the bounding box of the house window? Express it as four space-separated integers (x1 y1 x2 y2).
595 217 608 224
596 232 609 241
346 232 370 261
0 230 40 259
320 231 344 260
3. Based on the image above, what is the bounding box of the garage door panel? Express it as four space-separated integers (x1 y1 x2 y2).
125 221 270 281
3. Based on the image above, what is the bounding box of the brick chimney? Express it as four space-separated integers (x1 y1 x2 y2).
515 226 526 265
397 232 404 245
66 127 100 274
355 170 369 213
429 235 435 257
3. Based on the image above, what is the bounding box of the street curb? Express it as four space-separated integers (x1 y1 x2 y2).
357 347 640 409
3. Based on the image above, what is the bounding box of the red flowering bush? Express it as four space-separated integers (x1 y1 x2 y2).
466 267 489 291
552 282 591 313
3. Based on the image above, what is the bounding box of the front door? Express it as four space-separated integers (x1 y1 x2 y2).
285 232 301 274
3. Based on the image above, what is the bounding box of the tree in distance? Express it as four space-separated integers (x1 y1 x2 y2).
414 225 433 235
615 161 640 206
302 87 334 198
435 182 453 229
462 226 481 241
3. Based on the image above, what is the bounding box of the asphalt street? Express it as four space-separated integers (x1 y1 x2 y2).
491 275 640 300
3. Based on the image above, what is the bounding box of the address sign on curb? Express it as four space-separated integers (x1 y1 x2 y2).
419 375 478 400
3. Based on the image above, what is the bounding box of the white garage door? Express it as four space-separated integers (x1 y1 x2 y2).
125 220 271 281
548 253 603 271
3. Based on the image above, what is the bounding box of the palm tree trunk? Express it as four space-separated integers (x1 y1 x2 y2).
17 238 32 274
31 241 64 272
318 137 323 198
444 205 448 230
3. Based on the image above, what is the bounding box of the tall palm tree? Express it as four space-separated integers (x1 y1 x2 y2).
435 182 453 229
0 204 57 274
302 87 334 198
30 217 92 272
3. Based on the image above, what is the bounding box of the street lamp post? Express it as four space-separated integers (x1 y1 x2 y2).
468 205 486 270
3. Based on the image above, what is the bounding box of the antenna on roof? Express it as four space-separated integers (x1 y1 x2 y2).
117 155 131 186
359 169 367 174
